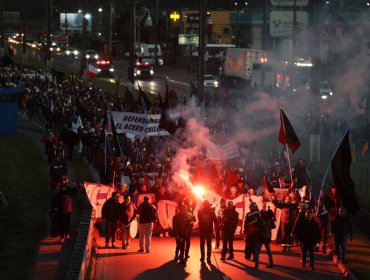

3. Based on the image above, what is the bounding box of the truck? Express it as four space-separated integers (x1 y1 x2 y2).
223 48 268 81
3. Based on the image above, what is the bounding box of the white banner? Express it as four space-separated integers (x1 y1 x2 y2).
84 181 281 240
109 111 170 137
84 182 115 219
206 140 240 161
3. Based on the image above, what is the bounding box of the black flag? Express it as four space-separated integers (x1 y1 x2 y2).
330 129 360 215
124 87 137 112
279 109 301 154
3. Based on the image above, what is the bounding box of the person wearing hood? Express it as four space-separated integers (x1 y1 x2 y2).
220 201 239 261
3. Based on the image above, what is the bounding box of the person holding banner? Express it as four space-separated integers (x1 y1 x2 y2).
119 194 137 249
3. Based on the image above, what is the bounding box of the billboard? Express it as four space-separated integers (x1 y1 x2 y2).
271 0 309 6
59 13 92 32
270 11 308 37
178 34 199 45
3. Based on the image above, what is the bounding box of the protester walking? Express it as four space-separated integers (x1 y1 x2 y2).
173 204 192 264
214 198 226 250
184 198 196 259
119 194 137 249
243 202 262 269
258 205 275 268
102 192 121 248
295 211 320 270
331 207 353 263
220 201 239 261
198 200 217 263
137 196 157 253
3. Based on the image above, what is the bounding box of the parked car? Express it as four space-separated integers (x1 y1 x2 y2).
204 74 219 88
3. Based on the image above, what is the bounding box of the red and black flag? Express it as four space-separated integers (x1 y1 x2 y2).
279 109 301 154
331 129 360 215
263 176 275 193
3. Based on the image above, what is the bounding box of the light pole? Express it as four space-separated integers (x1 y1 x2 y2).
0 0 4 57
108 0 113 56
128 0 136 84
98 8 103 37
46 0 52 71
198 0 206 119
80 0 87 79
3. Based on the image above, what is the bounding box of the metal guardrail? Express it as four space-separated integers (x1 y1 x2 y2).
65 193 95 280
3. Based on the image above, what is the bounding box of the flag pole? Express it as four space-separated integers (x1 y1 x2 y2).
318 127 350 199
280 109 294 192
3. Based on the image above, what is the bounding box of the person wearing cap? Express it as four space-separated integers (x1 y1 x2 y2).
291 202 309 256
137 196 157 253
102 192 121 248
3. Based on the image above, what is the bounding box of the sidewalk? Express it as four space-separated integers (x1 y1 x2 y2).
18 115 99 280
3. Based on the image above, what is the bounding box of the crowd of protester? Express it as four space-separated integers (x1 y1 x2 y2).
0 64 359 269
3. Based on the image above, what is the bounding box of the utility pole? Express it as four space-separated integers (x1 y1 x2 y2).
108 0 113 56
311 0 320 95
198 0 206 119
46 0 52 71
292 0 297 58
154 0 159 65
80 0 87 79
0 0 4 57
128 0 136 84
22 0 27 63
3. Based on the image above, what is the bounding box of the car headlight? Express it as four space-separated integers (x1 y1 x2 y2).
94 55 99 59
330 91 333 96
86 54 90 59
56 47 61 52
50 47 54 51
321 95 328 100
73 50 79 55
109 68 114 72
137 70 141 75
97 69 102 72
66 50 70 55
214 81 219 87
150 69 154 75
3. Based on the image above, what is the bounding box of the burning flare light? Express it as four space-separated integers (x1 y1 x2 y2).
192 185 206 199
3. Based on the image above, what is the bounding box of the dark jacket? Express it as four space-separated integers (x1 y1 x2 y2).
53 185 79 214
297 218 320 246
119 202 137 225
102 197 120 223
331 214 353 238
138 201 157 224
198 206 217 234
222 206 239 232
173 212 191 239
273 200 298 225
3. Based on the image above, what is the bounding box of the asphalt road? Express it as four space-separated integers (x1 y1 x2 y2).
94 236 344 280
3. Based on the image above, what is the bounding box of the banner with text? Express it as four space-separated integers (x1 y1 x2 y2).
109 111 170 137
